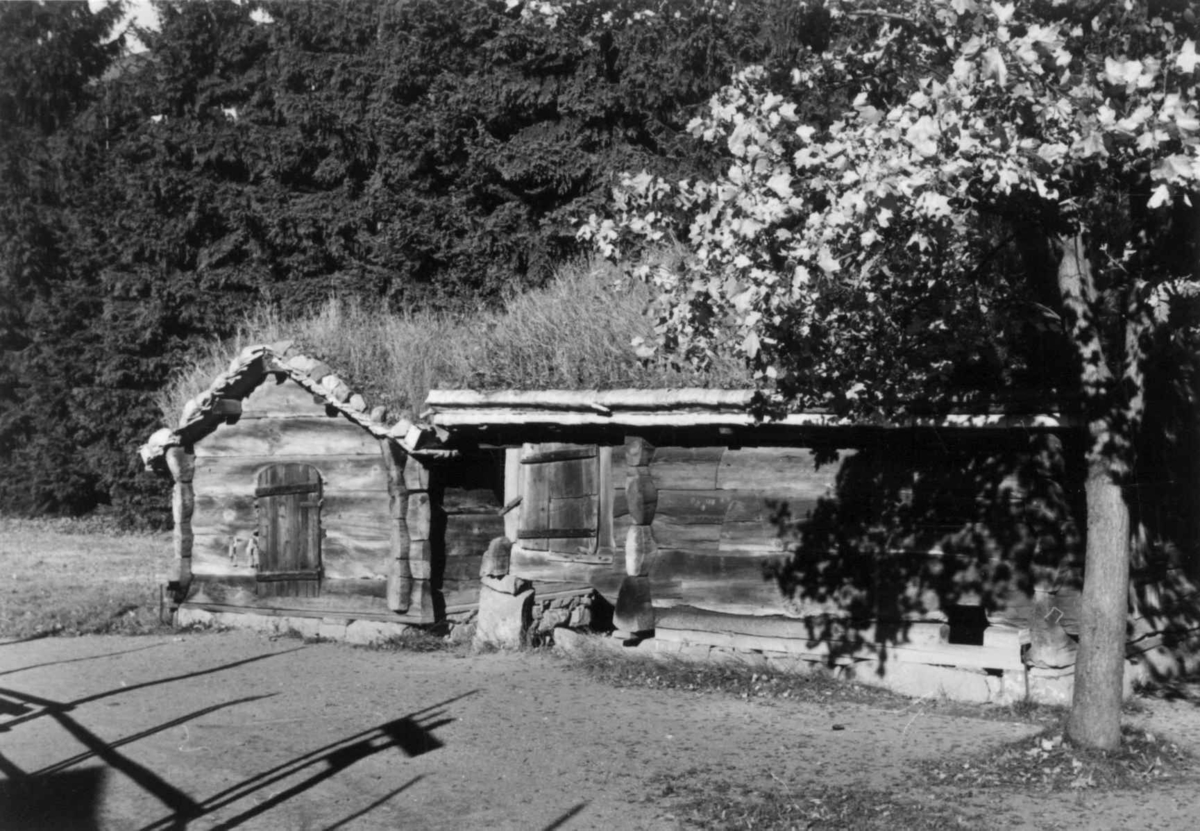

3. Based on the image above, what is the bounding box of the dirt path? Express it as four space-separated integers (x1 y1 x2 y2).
1 631 1197 830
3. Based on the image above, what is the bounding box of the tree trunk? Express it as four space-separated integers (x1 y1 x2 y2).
1054 234 1133 750
1065 457 1130 750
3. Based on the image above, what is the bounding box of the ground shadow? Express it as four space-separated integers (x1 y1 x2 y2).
0 641 170 679
0 646 304 732
137 690 476 831
0 695 274 831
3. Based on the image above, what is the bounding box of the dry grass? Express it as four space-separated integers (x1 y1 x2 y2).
155 251 750 426
0 517 173 638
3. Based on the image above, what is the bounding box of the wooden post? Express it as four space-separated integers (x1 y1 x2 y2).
164 446 195 600
380 440 412 613
616 436 657 634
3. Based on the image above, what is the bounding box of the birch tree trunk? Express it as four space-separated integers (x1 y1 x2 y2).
1055 234 1132 750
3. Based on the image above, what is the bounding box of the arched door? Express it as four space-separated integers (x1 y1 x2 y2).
255 463 322 597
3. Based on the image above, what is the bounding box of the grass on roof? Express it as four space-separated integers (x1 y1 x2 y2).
156 250 751 426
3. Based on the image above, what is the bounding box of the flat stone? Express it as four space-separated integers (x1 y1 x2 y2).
474 586 534 650
481 574 531 596
614 575 655 634
317 619 348 642
537 608 571 633
552 627 589 656
345 620 409 645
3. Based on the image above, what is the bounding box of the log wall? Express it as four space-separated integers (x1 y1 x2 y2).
186 378 432 620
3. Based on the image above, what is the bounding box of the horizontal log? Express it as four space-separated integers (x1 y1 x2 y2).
719 520 784 556
654 490 730 525
443 487 503 515
653 607 1021 650
654 627 1023 670
441 582 483 611
190 573 386 601
191 532 392 580
194 455 389 494
188 576 433 623
240 377 329 417
521 446 598 464
429 389 757 412
651 520 723 555
649 447 725 490
444 514 506 559
193 415 381 458
716 447 847 497
510 550 613 585
192 490 389 521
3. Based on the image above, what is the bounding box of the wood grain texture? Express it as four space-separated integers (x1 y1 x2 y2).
649 447 725 490
504 448 522 541
444 513 505 559
716 447 847 496
189 574 435 623
654 490 730 525
193 415 381 458
194 455 389 494
239 376 325 417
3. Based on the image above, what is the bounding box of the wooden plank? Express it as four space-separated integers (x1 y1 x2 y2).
193 416 381 458
443 487 503 515
192 492 389 538
240 377 327 418
510 548 613 584
649 447 725 490
254 482 321 497
190 575 392 613
718 521 785 556
654 490 730 525
716 447 847 496
521 446 599 464
194 455 388 494
653 627 1023 670
651 520 723 555
504 447 521 541
444 513 505 559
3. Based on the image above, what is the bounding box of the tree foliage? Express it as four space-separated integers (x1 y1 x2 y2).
584 0 1200 749
0 0 809 522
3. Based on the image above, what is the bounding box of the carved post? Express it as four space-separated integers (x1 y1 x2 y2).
615 436 657 635
403 452 435 621
164 446 195 600
380 440 412 612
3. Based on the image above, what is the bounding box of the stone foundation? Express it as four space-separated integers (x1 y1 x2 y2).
175 606 419 645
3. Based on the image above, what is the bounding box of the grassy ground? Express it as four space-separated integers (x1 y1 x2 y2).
0 517 173 638
4 519 1196 831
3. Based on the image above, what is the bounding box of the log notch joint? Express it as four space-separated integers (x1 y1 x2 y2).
380 440 436 621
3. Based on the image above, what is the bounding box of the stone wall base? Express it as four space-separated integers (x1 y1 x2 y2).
175 605 419 646
645 637 1147 705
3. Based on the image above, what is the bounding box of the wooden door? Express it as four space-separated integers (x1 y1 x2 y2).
255 463 322 597
518 443 599 558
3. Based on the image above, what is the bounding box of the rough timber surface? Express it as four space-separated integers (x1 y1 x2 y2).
194 455 389 494
192 416 381 458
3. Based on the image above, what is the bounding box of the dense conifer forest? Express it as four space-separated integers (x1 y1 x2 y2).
0 0 825 525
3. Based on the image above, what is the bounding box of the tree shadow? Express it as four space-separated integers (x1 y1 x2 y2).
137 690 476 831
0 641 170 679
0 695 274 831
0 646 305 732
768 427 1200 681
766 431 1087 673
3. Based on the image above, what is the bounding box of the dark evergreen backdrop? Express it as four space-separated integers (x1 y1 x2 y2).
0 0 830 525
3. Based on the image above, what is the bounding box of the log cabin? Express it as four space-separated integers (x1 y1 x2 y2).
142 345 1200 702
